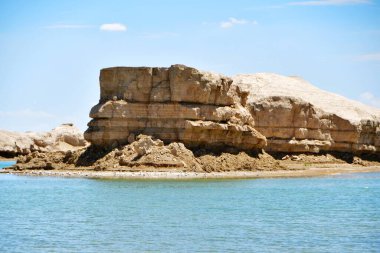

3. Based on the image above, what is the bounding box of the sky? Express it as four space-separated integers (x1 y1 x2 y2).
0 0 379 132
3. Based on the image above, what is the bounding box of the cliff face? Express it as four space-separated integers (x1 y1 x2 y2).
85 65 380 154
84 65 266 150
234 73 380 153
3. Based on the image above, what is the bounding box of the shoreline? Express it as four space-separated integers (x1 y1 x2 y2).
2 165 380 180
0 157 17 161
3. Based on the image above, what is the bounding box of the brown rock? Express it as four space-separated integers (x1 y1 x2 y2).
234 73 380 154
85 65 266 150
132 134 164 156
85 64 380 155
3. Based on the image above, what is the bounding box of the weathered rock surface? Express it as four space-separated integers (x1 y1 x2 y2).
0 123 87 157
13 135 280 172
85 64 266 150
12 134 378 173
234 73 380 153
85 64 379 155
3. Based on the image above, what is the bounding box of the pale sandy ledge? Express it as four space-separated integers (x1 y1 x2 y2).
2 165 380 180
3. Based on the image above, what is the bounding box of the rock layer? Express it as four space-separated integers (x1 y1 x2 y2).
85 64 266 150
234 73 380 153
85 64 380 154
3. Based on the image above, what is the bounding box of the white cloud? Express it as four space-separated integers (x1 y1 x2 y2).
220 18 257 29
359 92 380 108
44 24 92 29
99 23 127 32
288 0 371 6
357 53 380 61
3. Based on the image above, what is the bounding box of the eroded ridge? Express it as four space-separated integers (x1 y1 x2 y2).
234 73 380 154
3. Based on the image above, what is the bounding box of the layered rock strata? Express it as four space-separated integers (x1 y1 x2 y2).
234 73 380 153
85 64 380 154
85 65 266 150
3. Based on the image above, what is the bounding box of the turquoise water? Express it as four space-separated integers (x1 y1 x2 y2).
0 161 379 252
0 160 16 168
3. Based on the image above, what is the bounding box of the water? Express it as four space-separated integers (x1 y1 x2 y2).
0 161 379 252
0 160 16 169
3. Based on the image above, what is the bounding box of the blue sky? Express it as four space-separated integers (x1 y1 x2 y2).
0 0 379 132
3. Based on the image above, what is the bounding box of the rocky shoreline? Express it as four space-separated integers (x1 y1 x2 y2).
2 137 379 179
2 164 380 179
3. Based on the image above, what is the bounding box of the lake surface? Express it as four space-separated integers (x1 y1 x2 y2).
0 161 379 252
0 160 16 168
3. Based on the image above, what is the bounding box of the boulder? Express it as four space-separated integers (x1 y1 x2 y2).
132 134 164 156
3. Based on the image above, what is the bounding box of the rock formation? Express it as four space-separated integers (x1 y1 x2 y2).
5 66 380 173
12 133 282 171
85 64 380 155
234 73 380 153
85 64 266 150
0 123 87 157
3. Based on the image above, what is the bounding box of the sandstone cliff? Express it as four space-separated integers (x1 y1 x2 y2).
85 64 379 155
234 73 380 153
85 65 266 150
0 123 87 157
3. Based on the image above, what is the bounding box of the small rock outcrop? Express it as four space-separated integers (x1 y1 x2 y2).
234 73 380 154
85 64 266 150
0 124 87 157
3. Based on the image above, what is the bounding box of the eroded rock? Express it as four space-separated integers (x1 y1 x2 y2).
0 124 88 157
85 64 266 150
85 64 380 155
234 73 380 154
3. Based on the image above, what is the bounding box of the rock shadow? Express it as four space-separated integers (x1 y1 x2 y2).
0 151 18 159
191 146 261 158
267 151 380 163
329 152 380 163
75 145 114 166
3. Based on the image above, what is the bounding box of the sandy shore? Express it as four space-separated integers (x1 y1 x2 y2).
0 157 16 161
2 165 380 179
